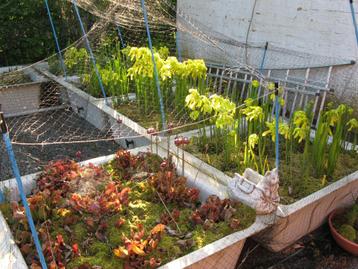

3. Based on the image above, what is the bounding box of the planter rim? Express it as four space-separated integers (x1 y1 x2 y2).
0 146 265 268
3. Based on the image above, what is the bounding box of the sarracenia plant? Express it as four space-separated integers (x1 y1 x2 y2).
311 103 354 177
185 89 236 163
326 104 353 175
346 118 358 151
128 47 207 117
100 52 129 104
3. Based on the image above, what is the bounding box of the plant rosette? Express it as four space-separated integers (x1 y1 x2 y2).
329 205 358 256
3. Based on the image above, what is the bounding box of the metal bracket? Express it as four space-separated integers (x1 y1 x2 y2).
125 139 135 149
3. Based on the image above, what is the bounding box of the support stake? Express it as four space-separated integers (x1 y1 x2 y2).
116 24 126 48
72 0 108 104
275 82 280 169
259 42 269 74
44 0 67 78
1 112 48 269
350 0 358 46
140 0 167 130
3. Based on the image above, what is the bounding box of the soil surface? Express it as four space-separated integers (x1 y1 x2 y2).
237 223 358 269
0 109 121 181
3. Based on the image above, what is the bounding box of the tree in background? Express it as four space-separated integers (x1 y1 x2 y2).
0 0 87 66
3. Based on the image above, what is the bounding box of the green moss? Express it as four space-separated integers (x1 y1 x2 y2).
68 255 124 269
153 235 183 264
72 222 88 242
88 242 111 256
338 224 356 242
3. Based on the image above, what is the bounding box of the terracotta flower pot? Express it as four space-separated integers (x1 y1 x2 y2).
328 209 358 256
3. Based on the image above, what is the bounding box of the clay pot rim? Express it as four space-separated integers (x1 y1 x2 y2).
328 208 358 247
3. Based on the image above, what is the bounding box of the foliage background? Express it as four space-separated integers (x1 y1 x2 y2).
0 0 178 67
0 0 91 66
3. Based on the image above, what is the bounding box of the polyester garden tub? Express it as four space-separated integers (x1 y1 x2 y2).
169 129 358 252
0 145 267 269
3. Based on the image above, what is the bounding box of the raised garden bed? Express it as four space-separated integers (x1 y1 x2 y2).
0 146 268 269
164 84 358 251
169 129 358 251
58 46 210 136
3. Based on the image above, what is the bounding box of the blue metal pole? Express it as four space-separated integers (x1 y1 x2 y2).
0 186 4 203
116 25 126 48
176 31 183 62
259 42 269 74
140 0 167 130
274 82 280 169
44 0 67 78
72 0 108 104
0 113 48 269
350 0 358 46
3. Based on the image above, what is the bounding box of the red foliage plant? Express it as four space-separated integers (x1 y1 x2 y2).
37 160 81 195
69 182 130 216
12 160 116 268
148 159 200 205
191 195 241 229
112 150 162 180
113 223 165 268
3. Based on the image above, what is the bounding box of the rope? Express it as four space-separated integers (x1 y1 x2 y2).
44 0 67 78
72 0 108 105
349 0 358 46
140 0 167 130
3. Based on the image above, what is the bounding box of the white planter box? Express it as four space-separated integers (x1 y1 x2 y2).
169 129 358 252
0 146 268 269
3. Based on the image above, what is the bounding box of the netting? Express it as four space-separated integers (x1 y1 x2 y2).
0 1 357 268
